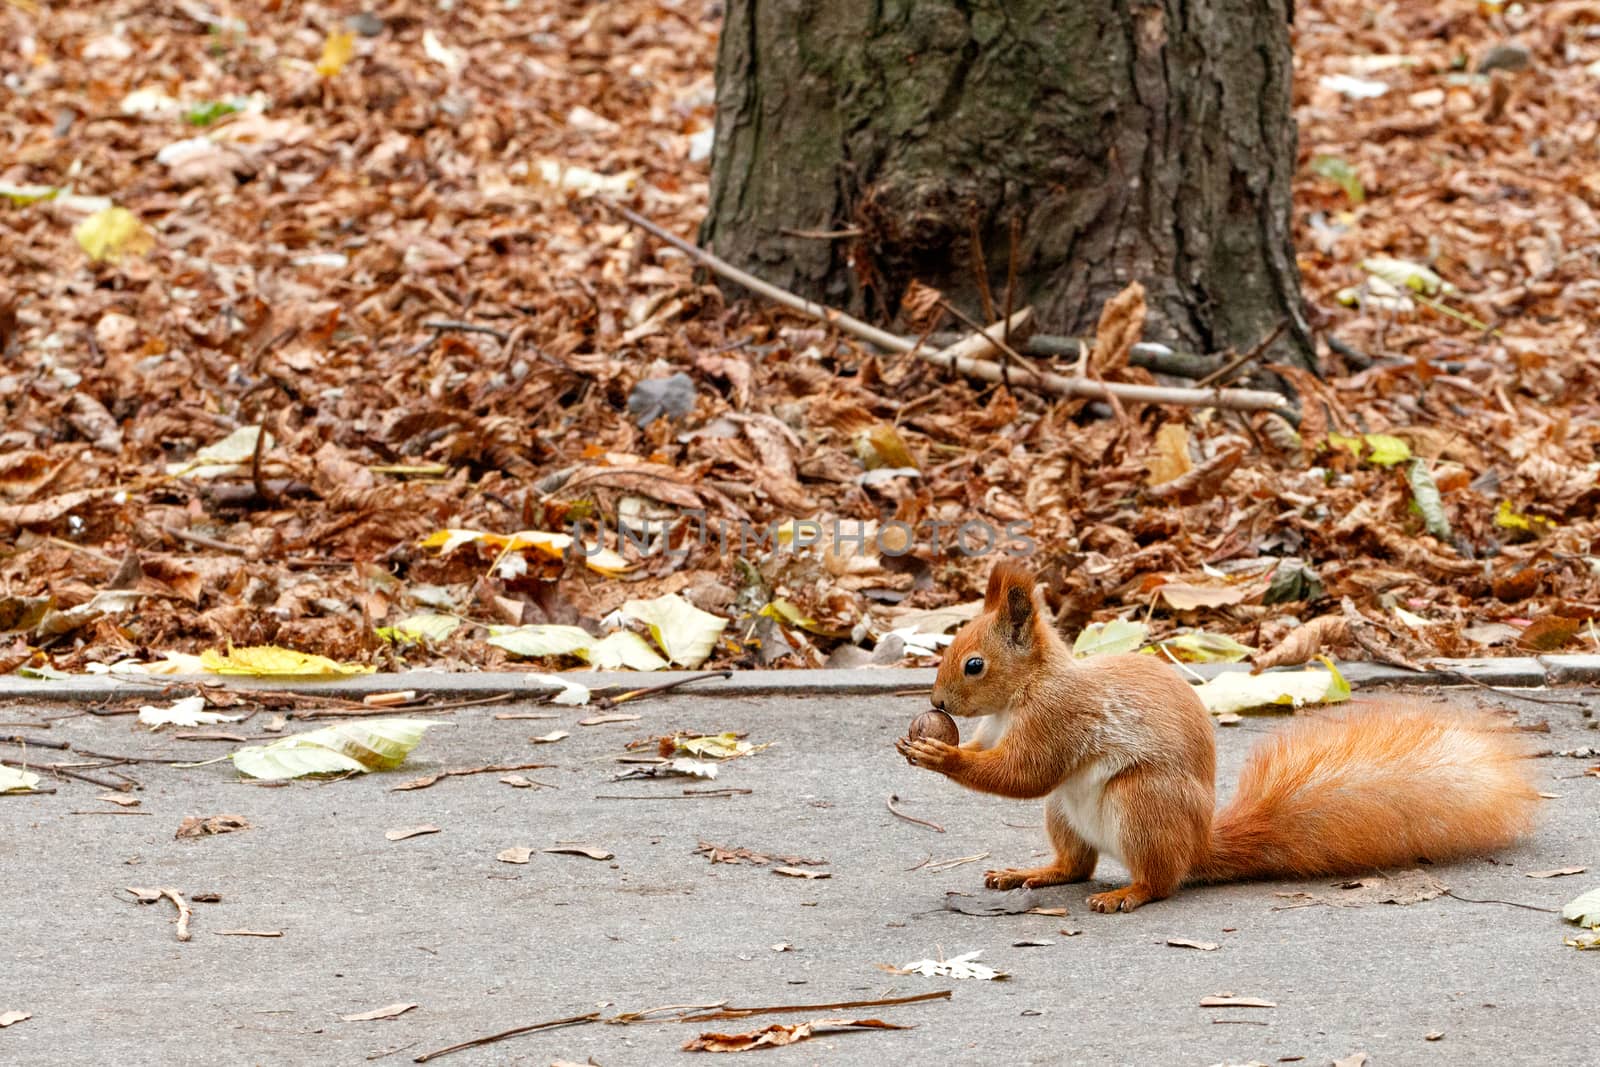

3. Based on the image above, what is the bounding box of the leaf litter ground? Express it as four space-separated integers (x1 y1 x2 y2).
2 0 1598 677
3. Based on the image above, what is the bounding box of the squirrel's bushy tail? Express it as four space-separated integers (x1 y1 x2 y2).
1193 704 1538 883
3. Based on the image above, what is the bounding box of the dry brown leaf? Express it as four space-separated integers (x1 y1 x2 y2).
1089 281 1146 377
773 866 830 880
544 845 614 860
175 814 251 839
385 824 441 841
341 1002 418 1022
1250 615 1352 671
1146 422 1193 487
1167 938 1220 951
1144 441 1246 505
497 847 535 864
1198 996 1276 1008
1525 866 1586 878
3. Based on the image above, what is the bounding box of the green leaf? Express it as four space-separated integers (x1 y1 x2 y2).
1325 432 1411 467
0 765 41 794
230 719 441 780
1309 154 1364 204
382 613 461 644
1194 658 1351 714
0 182 60 206
1072 618 1149 658
1157 631 1255 663
184 100 240 126
1407 460 1453 539
1563 888 1600 929
622 593 728 667
486 624 596 659
1264 560 1323 605
576 631 668 671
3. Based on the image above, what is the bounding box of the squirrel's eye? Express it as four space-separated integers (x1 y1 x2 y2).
964 656 985 677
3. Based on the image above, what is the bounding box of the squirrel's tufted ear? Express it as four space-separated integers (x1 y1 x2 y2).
984 560 1036 612
984 560 1038 647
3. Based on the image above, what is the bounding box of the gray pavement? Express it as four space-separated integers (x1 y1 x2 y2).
2 682 1597 1066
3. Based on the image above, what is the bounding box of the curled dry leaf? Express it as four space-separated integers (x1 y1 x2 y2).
1250 615 1351 671
1199 995 1276 1008
1145 440 1246 505
543 845 614 861
0 1011 31 1028
497 847 535 864
1167 938 1220 951
773 866 831 880
175 814 251 839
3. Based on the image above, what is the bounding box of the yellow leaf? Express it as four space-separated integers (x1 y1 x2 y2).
315 29 356 77
1146 423 1192 487
73 206 153 264
200 645 374 677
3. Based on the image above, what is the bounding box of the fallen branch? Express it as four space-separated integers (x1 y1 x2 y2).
610 204 1290 413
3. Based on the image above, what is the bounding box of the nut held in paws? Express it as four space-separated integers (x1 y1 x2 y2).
908 709 959 746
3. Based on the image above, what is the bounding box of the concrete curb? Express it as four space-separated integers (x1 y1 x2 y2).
1 656 1597 704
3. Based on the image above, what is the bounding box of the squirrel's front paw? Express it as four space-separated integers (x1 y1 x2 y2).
896 736 961 774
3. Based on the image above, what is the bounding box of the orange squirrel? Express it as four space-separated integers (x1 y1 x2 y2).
895 561 1539 913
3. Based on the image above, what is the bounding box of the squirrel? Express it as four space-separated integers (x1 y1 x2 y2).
895 560 1540 913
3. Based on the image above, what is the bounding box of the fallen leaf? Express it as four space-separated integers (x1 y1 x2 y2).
139 696 242 729
578 631 669 671
96 794 140 808
621 593 728 667
1158 582 1251 611
1520 616 1579 652
580 713 641 726
0 766 41 794
891 950 1005 981
201 645 373 677
1562 888 1600 929
385 824 441 841
497 847 534 864
1071 618 1149 658
1194 658 1351 714
672 732 756 759
1332 1053 1369 1067
774 866 830 880
500 774 536 788
0 1011 30 1027
544 845 613 860
74 205 152 263
175 814 250 839
1012 939 1054 947
528 673 592 706
316 30 356 77
231 719 440 780
530 731 570 744
340 1002 417 1023
1250 616 1351 670
1168 938 1220 951
1526 867 1586 879
1157 632 1255 663
1199 996 1276 1008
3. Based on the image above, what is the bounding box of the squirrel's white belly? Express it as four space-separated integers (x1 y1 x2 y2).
1047 760 1125 863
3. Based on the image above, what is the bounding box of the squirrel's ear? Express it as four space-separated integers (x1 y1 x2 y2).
1001 584 1036 648
984 560 1036 612
985 561 1038 647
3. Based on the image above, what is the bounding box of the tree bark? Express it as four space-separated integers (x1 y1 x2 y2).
702 0 1315 370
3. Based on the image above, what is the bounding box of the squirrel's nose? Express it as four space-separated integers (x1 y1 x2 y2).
933 699 946 712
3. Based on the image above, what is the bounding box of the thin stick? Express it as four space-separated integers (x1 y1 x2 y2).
609 204 909 352
602 670 733 707
2 758 130 791
886 793 945 833
968 211 997 323
1 787 55 796
296 693 516 719
160 887 193 941
1193 320 1288 388
679 989 952 1023
412 1012 601 1063
420 320 511 342
612 204 1288 412
69 810 152 816
161 525 248 556
1442 889 1557 913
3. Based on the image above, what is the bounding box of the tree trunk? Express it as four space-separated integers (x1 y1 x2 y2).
702 0 1315 370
